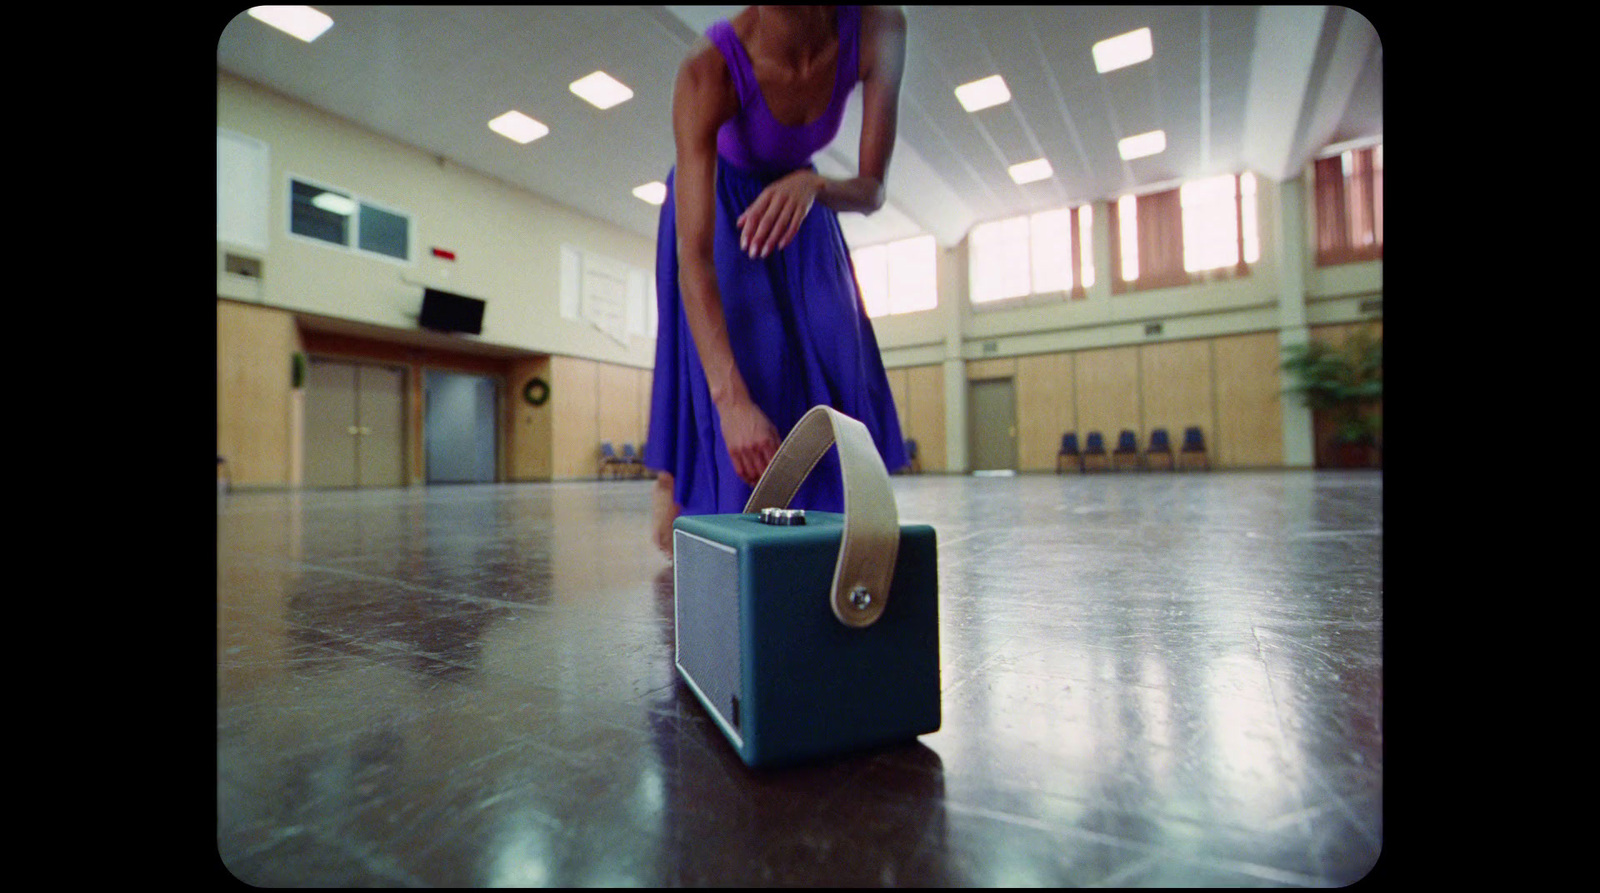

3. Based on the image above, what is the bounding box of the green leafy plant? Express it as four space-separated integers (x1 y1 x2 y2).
1281 327 1382 446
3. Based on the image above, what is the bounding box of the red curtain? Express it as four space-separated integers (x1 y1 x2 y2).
1136 189 1187 289
1316 148 1382 265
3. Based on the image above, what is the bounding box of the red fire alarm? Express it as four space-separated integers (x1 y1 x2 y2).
431 248 456 261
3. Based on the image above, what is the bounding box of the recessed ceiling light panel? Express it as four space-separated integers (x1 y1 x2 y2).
1093 27 1153 74
1118 130 1166 160
488 110 549 145
247 6 334 43
955 75 1011 113
1008 158 1053 185
570 71 634 110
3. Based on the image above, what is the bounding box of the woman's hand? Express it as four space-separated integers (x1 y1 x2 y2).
736 169 823 259
717 397 782 486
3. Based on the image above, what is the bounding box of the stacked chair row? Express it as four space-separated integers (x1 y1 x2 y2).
1056 427 1209 473
599 442 648 479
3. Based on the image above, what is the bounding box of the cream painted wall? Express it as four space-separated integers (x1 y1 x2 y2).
217 71 655 370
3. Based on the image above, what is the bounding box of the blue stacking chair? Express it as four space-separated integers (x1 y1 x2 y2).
1056 432 1082 474
1112 429 1141 471
1178 426 1209 471
620 443 644 478
598 442 624 478
1083 431 1109 472
1145 428 1174 471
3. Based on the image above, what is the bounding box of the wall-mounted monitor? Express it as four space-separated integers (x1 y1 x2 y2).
418 288 486 335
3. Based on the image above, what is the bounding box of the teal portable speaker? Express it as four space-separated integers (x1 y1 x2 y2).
673 405 940 768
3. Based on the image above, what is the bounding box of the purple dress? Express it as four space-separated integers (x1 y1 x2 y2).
646 6 907 516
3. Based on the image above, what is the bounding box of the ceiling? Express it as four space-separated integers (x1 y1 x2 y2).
216 5 1382 251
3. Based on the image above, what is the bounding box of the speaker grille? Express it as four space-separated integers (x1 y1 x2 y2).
674 530 743 743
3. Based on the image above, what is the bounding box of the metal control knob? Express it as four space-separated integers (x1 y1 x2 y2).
758 507 807 526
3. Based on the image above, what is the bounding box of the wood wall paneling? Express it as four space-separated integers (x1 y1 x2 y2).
1213 331 1284 468
1016 352 1075 471
508 355 552 481
217 301 298 488
638 367 654 462
551 356 599 479
597 362 643 471
904 364 946 472
1073 346 1141 450
886 367 910 438
1139 340 1215 460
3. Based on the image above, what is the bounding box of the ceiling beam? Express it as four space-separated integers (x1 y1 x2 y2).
1240 5 1330 181
1287 7 1381 169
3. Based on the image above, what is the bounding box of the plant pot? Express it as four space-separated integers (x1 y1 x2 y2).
1331 441 1374 469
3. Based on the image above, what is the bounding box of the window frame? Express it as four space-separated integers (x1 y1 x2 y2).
1312 141 1383 267
853 234 939 319
1110 172 1258 295
285 173 415 266
967 205 1095 311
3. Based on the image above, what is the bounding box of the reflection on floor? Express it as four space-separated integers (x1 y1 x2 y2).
218 471 1382 886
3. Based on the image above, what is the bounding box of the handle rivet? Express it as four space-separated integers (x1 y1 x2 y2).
849 586 872 610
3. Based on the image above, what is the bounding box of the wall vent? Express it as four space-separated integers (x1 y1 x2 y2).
224 253 262 278
1144 322 1163 337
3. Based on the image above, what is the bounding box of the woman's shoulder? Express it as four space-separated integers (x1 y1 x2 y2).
675 36 739 126
861 5 907 38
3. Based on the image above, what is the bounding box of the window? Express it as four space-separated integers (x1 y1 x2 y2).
1181 172 1258 273
1111 172 1258 292
1314 143 1382 265
968 206 1094 306
853 235 937 317
288 176 412 263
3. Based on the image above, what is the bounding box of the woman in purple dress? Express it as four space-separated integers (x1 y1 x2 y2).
646 5 910 554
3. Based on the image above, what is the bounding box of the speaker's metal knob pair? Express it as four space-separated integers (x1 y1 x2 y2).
758 507 807 526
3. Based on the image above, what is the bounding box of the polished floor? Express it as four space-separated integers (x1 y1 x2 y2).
216 470 1382 886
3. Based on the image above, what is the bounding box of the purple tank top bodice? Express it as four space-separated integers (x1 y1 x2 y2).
708 6 860 175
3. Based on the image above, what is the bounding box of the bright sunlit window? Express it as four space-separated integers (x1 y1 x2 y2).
854 235 937 317
970 205 1094 304
1118 194 1139 281
1180 172 1258 272
1116 172 1259 289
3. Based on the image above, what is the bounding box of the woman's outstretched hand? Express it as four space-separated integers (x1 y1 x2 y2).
736 169 823 259
718 397 782 486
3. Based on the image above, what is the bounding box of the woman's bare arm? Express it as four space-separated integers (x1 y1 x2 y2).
673 44 782 485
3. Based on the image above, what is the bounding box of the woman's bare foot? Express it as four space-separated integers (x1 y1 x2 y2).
652 472 681 559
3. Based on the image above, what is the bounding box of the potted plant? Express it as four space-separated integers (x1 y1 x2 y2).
1281 327 1382 468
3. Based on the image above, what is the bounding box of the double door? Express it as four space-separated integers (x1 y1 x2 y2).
304 359 406 488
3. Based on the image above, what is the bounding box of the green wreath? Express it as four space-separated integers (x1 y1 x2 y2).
522 377 550 407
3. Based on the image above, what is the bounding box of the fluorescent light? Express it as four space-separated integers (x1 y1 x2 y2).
310 192 357 215
1008 158 1053 185
954 75 1011 112
247 6 334 43
570 71 634 110
488 110 549 144
1118 130 1166 160
632 181 667 205
1093 27 1153 73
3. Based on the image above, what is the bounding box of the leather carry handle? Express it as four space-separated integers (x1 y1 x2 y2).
744 405 899 628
